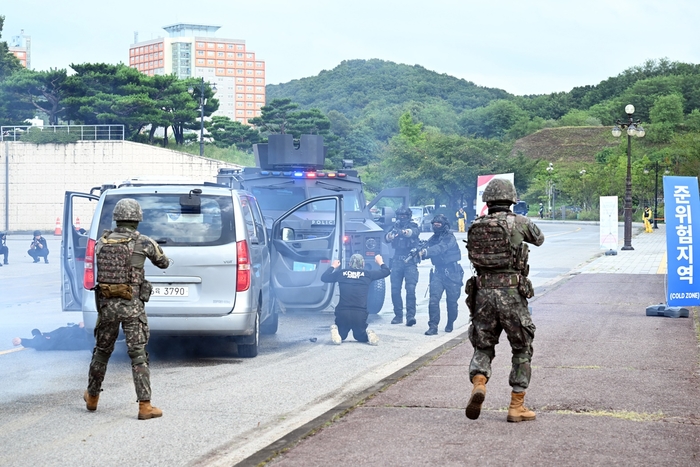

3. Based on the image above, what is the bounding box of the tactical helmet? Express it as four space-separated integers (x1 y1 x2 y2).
33 230 41 236
482 178 517 205
113 198 143 222
396 206 412 222
431 214 450 233
349 253 365 269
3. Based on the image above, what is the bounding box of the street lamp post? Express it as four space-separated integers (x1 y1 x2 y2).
188 78 216 157
612 104 645 250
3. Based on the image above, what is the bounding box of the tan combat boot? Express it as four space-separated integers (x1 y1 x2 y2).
507 391 536 422
465 374 487 420
84 390 99 411
138 401 163 420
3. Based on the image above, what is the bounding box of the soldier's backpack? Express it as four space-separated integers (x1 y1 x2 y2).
96 230 137 284
467 214 515 269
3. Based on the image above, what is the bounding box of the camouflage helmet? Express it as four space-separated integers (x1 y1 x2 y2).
113 198 143 222
349 253 365 269
482 178 517 205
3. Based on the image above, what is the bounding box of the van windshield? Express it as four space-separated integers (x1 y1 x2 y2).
251 186 307 212
99 194 235 246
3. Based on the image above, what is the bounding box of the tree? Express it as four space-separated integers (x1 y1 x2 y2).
208 116 260 150
0 15 33 124
649 93 684 125
0 16 21 80
398 111 425 145
248 98 299 134
2 68 68 124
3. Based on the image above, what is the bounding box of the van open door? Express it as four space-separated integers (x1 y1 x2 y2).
269 195 344 312
61 191 99 311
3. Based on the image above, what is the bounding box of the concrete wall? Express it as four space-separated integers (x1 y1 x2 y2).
0 141 239 232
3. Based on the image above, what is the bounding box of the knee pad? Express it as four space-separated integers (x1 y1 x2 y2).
128 347 149 366
92 347 111 365
511 352 531 365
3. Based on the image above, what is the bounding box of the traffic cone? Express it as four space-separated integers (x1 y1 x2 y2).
54 217 62 236
75 217 81 230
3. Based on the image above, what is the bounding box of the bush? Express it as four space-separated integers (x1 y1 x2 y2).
21 128 81 144
577 210 599 221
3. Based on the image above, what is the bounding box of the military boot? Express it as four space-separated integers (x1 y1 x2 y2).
507 391 536 423
138 401 163 420
83 390 99 411
465 374 487 420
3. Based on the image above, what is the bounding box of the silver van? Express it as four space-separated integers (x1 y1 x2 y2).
61 180 343 357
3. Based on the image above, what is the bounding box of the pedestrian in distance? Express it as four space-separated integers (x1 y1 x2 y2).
464 178 545 423
538 203 544 219
84 198 170 420
0 232 8 266
27 230 49 263
419 214 464 335
384 206 421 326
321 253 390 345
456 207 468 232
643 205 653 233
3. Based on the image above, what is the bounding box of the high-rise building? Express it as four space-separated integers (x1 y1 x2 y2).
9 30 31 68
129 23 265 124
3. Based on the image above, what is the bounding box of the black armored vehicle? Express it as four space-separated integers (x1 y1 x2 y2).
217 134 409 314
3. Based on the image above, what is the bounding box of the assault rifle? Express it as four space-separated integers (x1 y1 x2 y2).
404 240 428 264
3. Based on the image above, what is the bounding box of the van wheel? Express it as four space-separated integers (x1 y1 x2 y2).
237 312 259 358
367 278 385 314
260 297 279 335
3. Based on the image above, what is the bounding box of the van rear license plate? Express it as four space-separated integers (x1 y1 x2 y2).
151 286 189 297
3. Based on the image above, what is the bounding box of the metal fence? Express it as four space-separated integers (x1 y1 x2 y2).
0 124 125 142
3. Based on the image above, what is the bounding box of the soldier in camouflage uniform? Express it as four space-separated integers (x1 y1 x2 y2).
84 198 170 420
464 179 544 423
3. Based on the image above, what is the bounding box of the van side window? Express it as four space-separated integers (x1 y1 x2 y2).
240 195 257 240
249 197 266 245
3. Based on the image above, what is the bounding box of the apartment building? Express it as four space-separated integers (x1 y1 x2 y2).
9 30 31 68
129 23 265 124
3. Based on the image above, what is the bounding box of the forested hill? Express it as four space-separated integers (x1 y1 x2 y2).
266 59 511 118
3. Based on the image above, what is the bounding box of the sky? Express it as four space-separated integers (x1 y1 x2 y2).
2 0 700 96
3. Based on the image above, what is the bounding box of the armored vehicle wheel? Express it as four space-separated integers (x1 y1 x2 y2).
367 278 386 314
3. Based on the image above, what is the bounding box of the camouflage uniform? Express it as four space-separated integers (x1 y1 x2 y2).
87 200 169 402
466 194 544 392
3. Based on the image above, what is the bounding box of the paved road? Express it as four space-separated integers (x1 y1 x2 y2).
0 223 614 465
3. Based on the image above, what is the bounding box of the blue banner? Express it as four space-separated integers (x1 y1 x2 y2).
664 176 700 306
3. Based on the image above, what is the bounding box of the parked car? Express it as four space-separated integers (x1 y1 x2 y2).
61 179 343 357
410 206 433 232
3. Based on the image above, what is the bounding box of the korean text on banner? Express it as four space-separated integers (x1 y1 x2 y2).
476 173 514 217
664 176 700 306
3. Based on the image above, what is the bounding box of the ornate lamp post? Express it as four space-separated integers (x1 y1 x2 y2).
188 78 217 157
612 104 645 250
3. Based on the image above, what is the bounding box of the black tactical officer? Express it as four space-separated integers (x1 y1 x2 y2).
384 207 421 325
420 214 463 335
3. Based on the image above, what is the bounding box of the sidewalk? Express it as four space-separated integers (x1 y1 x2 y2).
239 225 700 466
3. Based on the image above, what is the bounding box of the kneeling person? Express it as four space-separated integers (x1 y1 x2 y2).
321 254 390 345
